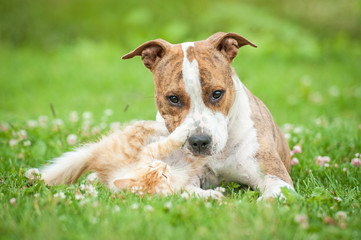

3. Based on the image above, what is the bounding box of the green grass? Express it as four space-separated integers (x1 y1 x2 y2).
1 0 361 239
1 117 360 239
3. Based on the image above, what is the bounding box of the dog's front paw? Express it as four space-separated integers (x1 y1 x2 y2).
182 186 224 200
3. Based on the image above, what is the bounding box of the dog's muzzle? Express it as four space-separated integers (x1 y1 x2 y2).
187 134 212 156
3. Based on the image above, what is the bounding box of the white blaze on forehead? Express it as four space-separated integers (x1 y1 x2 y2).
181 42 203 110
180 42 229 154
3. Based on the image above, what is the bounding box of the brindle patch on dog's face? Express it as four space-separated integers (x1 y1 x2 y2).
194 42 236 117
153 45 191 132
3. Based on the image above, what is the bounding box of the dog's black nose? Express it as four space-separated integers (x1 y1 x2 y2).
189 135 212 154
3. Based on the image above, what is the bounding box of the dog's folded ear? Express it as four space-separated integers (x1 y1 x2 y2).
122 39 170 71
207 32 257 63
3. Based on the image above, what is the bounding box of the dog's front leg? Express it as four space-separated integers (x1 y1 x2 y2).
257 175 295 201
255 151 295 201
182 174 223 200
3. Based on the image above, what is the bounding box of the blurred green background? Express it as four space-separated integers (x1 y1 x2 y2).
1 0 360 125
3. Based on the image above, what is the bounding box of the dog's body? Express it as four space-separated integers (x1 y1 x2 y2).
123 32 294 199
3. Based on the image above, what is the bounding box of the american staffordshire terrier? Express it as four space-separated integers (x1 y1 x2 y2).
122 32 294 199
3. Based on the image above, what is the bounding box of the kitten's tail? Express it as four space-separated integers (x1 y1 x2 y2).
41 145 94 185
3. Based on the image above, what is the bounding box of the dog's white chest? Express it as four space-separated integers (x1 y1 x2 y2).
201 77 263 189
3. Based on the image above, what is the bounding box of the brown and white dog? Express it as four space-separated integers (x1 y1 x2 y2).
122 32 294 200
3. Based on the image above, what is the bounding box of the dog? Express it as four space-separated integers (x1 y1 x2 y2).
122 32 294 199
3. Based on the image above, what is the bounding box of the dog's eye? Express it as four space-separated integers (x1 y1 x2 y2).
167 95 181 105
211 90 225 103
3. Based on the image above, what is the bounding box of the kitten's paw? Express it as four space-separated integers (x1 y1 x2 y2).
170 126 190 144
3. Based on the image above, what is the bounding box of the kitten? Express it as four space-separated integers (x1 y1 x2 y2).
40 120 222 198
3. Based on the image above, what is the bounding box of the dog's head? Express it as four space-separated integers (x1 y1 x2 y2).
123 32 256 156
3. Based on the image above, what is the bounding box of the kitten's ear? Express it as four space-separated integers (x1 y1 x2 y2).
113 178 134 190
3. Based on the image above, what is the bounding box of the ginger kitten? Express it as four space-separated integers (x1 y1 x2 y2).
41 120 213 197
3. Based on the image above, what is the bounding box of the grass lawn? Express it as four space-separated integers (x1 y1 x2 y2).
1 0 360 239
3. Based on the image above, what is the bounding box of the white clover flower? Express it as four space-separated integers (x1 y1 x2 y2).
86 173 98 184
343 168 347 172
164 201 172 210
110 122 121 131
99 122 107 130
130 203 139 209
10 198 16 205
79 199 89 206
293 127 303 134
291 158 299 166
66 134 77 145
23 140 31 147
356 153 360 158
282 123 293 133
316 156 331 166
309 92 323 104
1 123 9 132
292 145 302 154
335 211 347 220
38 115 48 127
104 109 114 117
18 130 27 140
329 86 340 97
284 133 291 140
27 120 38 128
144 205 154 212
334 164 339 168
53 119 64 126
82 112 93 120
54 192 66 199
75 191 84 200
131 186 139 193
351 158 361 167
180 192 189 199
91 126 100 135
301 75 311 86
334 197 342 202
114 205 121 212
81 121 91 137
294 214 308 229
9 139 18 147
290 151 294 157
90 217 97 224
205 202 212 208
86 185 98 197
25 168 40 184
69 111 79 123
315 118 322 126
